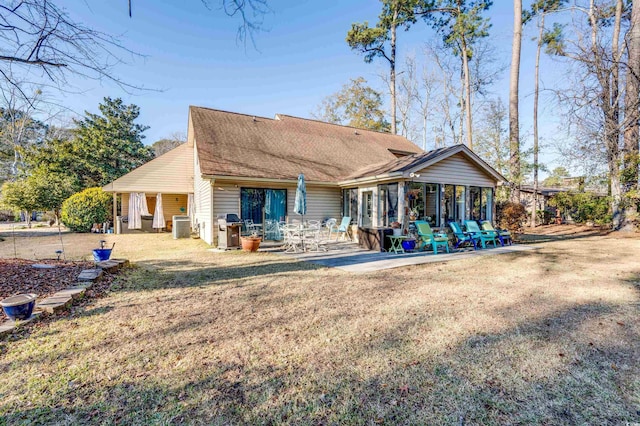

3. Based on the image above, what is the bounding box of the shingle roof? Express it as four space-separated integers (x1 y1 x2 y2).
190 106 422 182
343 145 462 180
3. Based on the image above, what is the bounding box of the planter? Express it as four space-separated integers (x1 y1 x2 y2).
392 228 403 236
1 293 37 321
241 236 262 252
92 248 112 262
401 239 416 251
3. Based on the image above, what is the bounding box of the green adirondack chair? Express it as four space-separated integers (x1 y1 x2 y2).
415 220 450 254
480 220 512 246
449 221 479 250
464 220 498 248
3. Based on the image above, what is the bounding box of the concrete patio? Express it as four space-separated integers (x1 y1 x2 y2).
274 241 537 273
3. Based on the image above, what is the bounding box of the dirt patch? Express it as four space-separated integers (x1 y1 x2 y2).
0 259 111 300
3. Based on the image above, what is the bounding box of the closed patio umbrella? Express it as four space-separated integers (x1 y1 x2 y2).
152 193 165 230
294 173 307 223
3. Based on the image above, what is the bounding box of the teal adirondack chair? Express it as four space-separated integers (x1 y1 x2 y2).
464 220 498 248
330 216 351 240
481 221 512 246
415 220 450 254
449 221 479 250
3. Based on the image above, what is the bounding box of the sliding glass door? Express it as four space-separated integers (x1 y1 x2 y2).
240 188 287 240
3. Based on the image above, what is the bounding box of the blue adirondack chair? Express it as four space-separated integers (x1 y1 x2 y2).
415 220 450 254
330 216 351 240
464 220 498 248
481 221 512 246
449 221 478 250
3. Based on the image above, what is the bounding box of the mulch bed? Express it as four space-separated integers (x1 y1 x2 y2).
0 259 117 301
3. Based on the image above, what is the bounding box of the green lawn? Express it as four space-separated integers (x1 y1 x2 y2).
0 228 638 424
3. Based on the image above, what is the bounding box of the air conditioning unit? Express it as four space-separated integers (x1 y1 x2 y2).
172 215 191 239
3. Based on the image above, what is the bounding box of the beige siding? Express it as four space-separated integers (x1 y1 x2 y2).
212 180 341 231
194 143 213 244
120 193 187 223
103 144 194 193
121 193 129 217
417 153 496 187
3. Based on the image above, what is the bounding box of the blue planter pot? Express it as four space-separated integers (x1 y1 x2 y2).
401 239 416 251
1 294 37 321
92 248 112 262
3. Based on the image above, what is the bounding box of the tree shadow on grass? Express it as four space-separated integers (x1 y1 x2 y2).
5 295 639 425
519 226 614 244
113 257 324 292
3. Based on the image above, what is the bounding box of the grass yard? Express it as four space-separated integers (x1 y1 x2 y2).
0 226 638 424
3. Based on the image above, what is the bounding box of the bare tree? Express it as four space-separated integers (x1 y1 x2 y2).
509 0 522 202
0 0 269 97
547 0 628 228
475 98 509 177
622 0 640 228
416 62 437 150
396 55 420 141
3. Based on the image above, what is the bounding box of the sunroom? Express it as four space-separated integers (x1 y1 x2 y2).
338 145 506 239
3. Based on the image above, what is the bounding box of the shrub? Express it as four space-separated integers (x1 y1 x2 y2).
549 192 611 225
496 201 527 234
537 209 553 225
61 187 112 232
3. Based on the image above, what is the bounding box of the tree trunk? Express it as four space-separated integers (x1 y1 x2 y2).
461 36 473 149
531 12 544 228
509 0 522 203
390 9 398 135
622 0 640 230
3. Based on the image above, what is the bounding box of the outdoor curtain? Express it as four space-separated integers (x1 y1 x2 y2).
128 193 142 229
265 189 286 222
153 193 166 229
387 183 398 223
140 193 150 216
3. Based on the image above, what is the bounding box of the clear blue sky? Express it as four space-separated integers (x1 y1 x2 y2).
52 0 563 172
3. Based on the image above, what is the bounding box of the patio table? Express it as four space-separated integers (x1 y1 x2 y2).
387 235 412 254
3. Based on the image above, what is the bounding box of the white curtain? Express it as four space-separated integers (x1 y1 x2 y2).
128 193 141 229
153 193 166 229
187 193 195 228
140 192 150 216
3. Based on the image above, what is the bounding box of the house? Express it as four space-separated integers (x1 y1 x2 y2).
103 106 506 246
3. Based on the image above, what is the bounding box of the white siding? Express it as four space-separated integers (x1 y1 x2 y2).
417 153 496 187
194 143 213 244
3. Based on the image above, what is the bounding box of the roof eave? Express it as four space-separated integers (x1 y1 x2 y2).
201 174 339 187
337 171 404 187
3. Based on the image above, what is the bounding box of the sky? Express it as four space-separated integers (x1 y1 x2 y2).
47 0 566 174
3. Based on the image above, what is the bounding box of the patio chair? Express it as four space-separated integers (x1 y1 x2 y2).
243 219 256 236
464 220 498 249
306 219 321 229
449 222 479 250
282 224 303 253
330 216 351 241
415 220 450 254
481 221 512 246
323 218 337 239
264 220 282 241
304 227 328 252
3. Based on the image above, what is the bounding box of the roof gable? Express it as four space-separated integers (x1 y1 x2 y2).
340 144 506 184
102 143 194 193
